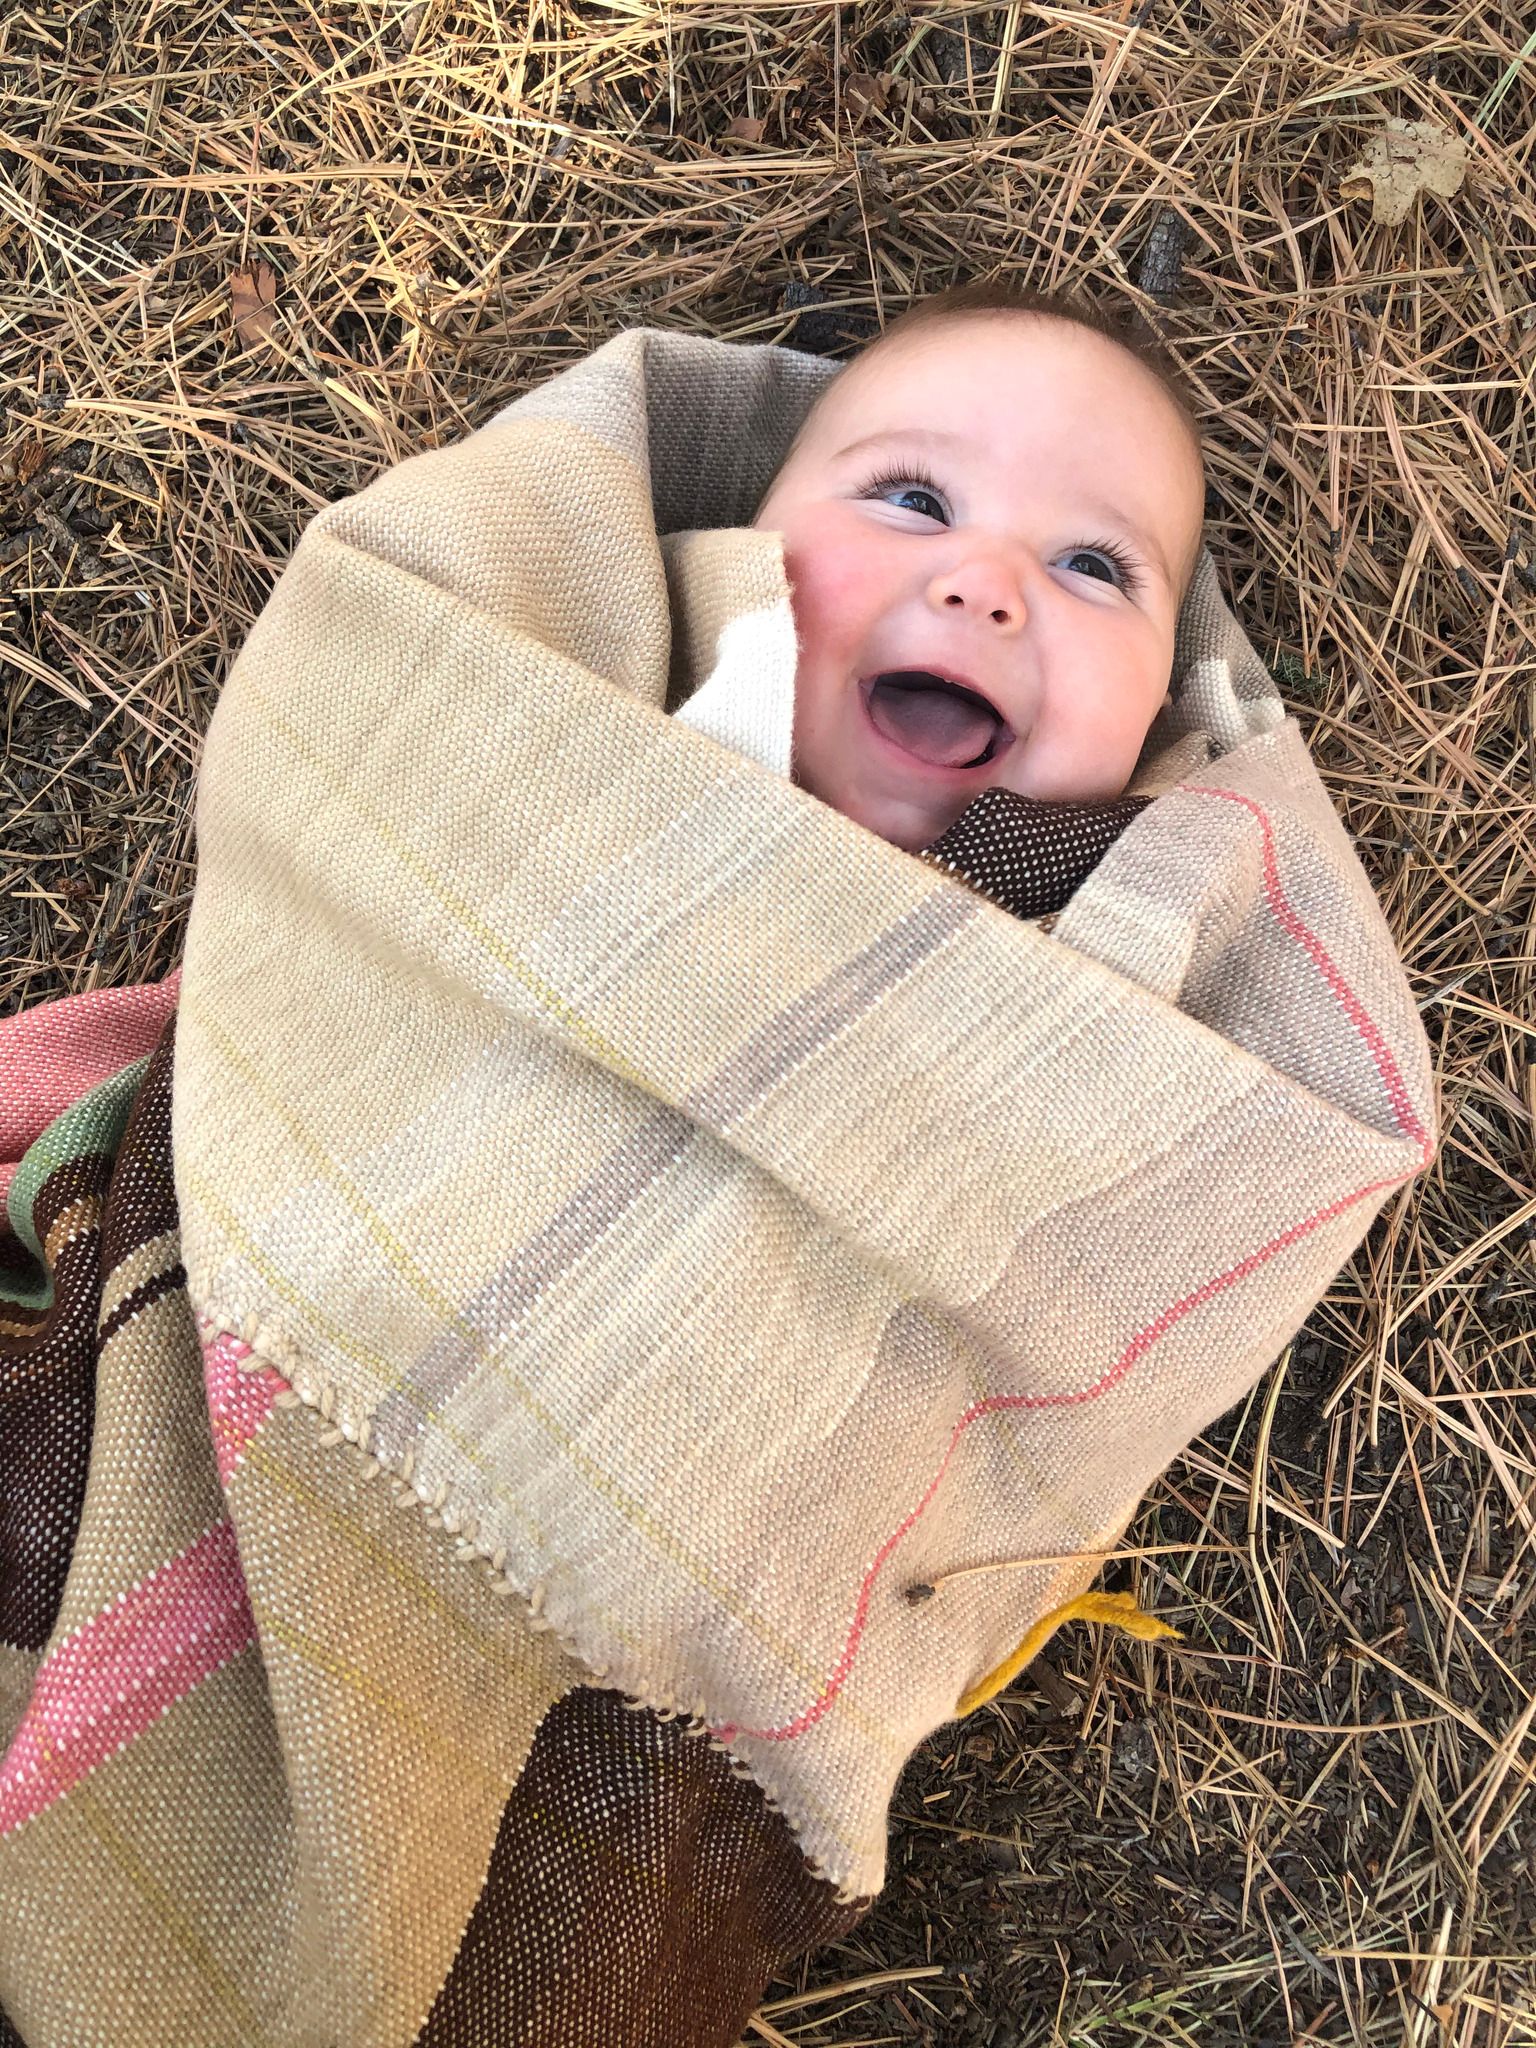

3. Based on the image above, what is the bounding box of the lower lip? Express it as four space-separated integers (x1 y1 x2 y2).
857 677 1013 779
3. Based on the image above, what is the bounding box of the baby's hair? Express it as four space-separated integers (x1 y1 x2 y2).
769 277 1202 482
868 278 1200 442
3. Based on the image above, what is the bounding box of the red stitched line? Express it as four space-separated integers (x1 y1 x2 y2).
1178 783 1430 1149
714 783 1432 1747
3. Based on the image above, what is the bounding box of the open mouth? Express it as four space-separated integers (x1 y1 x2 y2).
860 671 1014 773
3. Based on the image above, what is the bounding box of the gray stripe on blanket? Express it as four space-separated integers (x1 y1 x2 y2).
371 889 976 1461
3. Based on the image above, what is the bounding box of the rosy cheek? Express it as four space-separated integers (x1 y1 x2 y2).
1022 658 1161 800
782 536 872 645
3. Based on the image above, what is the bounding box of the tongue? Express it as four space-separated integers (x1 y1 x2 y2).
867 672 1000 769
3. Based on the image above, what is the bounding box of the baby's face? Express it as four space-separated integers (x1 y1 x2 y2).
751 315 1205 851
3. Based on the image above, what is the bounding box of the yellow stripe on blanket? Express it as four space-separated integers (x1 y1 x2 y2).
957 1591 1181 1717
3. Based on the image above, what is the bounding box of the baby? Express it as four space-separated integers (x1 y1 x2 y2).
750 285 1207 855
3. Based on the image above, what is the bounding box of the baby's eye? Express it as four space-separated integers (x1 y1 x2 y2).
1059 543 1141 595
1063 548 1120 587
885 484 946 521
859 466 948 523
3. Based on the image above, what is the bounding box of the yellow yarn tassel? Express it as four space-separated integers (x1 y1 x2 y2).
956 1590 1180 1718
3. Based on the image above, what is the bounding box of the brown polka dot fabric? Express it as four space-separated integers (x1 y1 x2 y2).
918 786 1154 921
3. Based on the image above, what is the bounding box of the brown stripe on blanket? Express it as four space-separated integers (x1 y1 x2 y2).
96 1261 187 1352
0 1158 104 1339
416 1687 866 2048
1 1152 111 1652
92 1019 188 1404
98 1015 181 1271
0 1019 180 1653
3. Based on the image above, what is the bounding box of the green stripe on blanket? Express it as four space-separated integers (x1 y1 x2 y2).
3 1060 147 1307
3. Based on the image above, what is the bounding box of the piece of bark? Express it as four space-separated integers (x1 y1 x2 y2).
1137 207 1193 301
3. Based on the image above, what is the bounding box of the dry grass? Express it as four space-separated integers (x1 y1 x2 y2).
2 1 1533 2041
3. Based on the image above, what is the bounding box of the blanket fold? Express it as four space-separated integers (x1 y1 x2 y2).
172 327 1434 1897
0 1024 860 2048
0 323 1435 2044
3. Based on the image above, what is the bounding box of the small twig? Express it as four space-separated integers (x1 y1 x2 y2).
903 1540 1240 1605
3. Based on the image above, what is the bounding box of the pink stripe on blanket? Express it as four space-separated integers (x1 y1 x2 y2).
0 969 182 1207
0 1519 254 1835
202 1324 286 1486
1177 785 1429 1147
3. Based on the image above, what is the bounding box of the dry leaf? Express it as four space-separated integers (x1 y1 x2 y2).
229 261 278 351
16 437 47 484
847 70 894 117
725 115 766 142
1339 118 1468 227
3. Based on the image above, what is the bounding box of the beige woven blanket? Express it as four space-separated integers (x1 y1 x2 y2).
174 324 1436 1904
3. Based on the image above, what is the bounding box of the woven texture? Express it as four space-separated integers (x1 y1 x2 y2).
0 827 1107 2048
918 789 1154 918
417 1686 865 2046
0 971 180 1215
1 324 1435 2042
0 796 1120 2048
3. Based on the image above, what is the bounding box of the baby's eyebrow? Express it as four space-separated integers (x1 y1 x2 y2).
839 426 1176 590
833 426 970 463
1074 495 1176 589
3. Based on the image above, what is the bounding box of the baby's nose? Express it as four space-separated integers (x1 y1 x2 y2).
927 557 1027 631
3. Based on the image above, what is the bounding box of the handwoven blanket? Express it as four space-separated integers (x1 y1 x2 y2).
1 325 1436 2045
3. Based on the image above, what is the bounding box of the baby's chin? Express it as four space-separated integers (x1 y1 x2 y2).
805 754 1151 854
794 759 970 854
